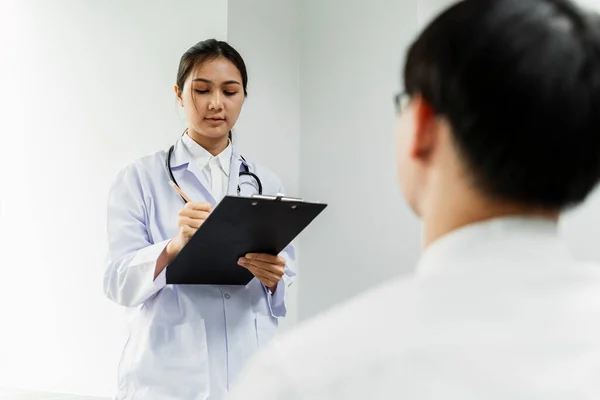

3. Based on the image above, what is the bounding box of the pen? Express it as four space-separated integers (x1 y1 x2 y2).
169 180 192 203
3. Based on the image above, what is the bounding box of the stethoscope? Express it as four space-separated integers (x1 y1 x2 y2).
166 131 263 203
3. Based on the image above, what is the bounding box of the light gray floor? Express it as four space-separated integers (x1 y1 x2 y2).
0 388 109 400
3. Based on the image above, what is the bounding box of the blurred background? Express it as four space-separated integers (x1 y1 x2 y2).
1 0 599 397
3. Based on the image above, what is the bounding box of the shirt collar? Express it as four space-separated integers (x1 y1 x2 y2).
416 216 565 278
181 133 232 176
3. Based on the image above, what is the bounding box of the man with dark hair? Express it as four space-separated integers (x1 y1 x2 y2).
227 0 600 398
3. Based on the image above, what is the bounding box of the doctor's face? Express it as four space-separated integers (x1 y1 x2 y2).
175 57 245 141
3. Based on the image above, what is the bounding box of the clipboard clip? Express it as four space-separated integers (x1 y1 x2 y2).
251 194 304 202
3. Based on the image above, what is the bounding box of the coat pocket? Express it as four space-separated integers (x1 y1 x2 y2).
255 315 279 348
125 319 210 399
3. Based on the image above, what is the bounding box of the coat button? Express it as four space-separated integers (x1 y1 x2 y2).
224 293 231 299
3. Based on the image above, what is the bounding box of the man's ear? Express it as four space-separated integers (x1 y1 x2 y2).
410 95 438 159
174 84 183 107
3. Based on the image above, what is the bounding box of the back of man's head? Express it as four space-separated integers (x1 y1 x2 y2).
402 0 600 211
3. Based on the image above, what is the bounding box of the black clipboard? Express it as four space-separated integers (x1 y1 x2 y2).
165 195 327 285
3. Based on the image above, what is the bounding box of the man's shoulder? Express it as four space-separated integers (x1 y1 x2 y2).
273 275 422 371
229 257 600 399
228 275 426 399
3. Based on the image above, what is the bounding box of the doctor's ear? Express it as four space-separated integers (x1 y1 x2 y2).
174 84 184 107
409 96 440 159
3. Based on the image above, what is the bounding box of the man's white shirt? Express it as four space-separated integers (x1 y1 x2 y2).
227 217 600 399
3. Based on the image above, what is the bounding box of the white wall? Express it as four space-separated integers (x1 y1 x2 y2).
0 1 227 397
561 0 600 259
227 0 301 328
297 0 421 319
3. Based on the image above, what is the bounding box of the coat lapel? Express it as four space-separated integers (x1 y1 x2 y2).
170 138 216 205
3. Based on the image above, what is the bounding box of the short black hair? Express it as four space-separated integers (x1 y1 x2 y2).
404 0 600 209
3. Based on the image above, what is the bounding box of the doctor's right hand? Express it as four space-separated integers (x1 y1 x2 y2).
166 201 212 256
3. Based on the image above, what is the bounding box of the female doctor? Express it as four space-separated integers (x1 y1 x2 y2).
104 39 296 400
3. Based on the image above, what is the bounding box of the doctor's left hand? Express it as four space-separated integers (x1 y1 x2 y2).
238 253 285 292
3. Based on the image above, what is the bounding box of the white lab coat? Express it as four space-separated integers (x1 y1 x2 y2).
228 217 600 400
104 137 296 400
